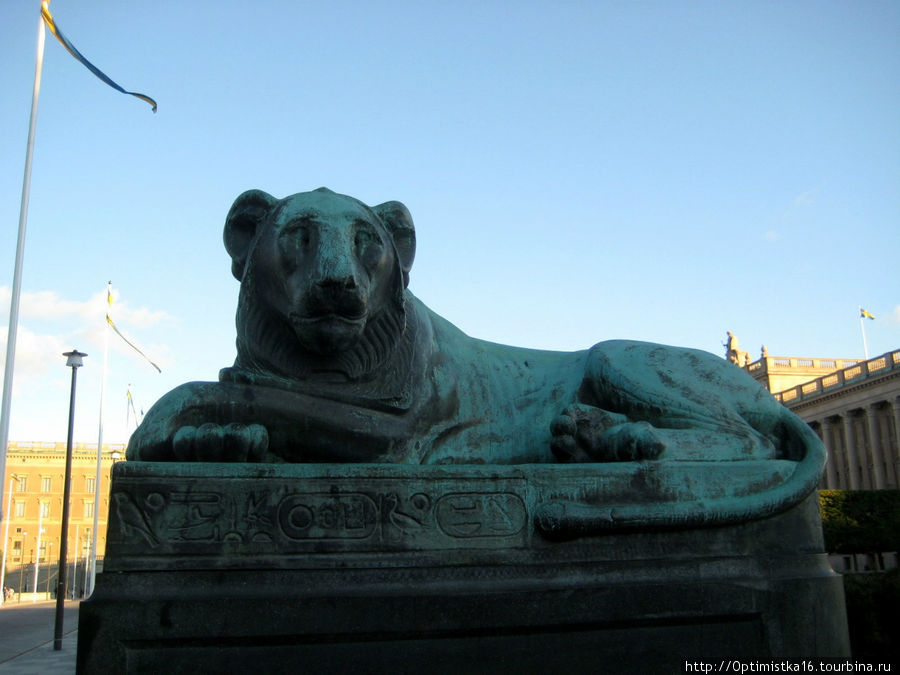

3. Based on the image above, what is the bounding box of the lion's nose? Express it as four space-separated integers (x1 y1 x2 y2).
316 276 357 292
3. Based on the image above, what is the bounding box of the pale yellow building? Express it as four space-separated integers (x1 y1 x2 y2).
746 355 864 394
2 441 124 598
748 348 900 573
739 348 900 491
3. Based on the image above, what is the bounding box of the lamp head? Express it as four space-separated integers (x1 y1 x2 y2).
63 349 87 368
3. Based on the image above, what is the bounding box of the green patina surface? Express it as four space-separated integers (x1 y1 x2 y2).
105 460 808 567
124 188 826 533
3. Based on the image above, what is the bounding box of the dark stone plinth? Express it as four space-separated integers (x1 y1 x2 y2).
77 462 849 673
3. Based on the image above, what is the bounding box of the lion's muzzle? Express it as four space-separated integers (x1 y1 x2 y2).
289 307 368 355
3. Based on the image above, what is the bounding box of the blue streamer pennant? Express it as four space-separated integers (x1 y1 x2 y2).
41 1 157 112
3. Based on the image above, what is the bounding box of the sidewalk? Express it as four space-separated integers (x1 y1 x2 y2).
0 600 78 674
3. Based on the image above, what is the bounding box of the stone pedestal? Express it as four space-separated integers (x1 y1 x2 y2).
77 462 849 673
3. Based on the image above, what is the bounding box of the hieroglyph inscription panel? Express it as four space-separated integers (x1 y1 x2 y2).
106 475 529 564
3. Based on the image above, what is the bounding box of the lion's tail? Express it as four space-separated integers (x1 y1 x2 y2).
534 409 825 540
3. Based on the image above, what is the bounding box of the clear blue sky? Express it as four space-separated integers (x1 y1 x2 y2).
1 1 898 444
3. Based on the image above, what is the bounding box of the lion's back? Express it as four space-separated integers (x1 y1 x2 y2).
416 298 591 463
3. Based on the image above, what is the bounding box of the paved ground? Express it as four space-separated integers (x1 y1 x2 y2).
0 600 78 674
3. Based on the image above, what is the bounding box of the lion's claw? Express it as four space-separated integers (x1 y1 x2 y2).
602 421 666 461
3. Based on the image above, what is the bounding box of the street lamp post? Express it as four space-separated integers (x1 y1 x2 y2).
54 349 86 650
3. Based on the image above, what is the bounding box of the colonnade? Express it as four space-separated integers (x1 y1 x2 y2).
811 397 900 490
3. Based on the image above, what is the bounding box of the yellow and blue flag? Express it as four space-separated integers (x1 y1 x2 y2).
860 308 875 320
126 385 143 428
106 286 162 373
41 1 157 112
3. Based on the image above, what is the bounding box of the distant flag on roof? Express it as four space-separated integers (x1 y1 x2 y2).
126 385 143 429
40 1 158 112
106 286 162 373
858 306 875 359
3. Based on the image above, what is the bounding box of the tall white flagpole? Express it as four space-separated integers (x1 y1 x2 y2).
72 525 78 599
82 535 90 597
88 283 111 596
33 502 43 597
858 306 869 360
0 2 47 535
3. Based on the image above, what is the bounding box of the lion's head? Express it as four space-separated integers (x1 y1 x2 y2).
223 188 416 381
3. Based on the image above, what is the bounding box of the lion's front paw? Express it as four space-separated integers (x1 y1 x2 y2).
550 404 626 462
550 403 665 463
172 423 269 462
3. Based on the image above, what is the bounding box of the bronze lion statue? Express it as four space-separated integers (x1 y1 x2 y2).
127 188 824 531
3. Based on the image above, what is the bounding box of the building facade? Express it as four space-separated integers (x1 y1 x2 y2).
741 349 900 491
2 441 124 598
738 346 900 573
745 355 864 395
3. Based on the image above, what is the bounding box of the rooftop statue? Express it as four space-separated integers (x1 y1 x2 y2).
126 188 824 534
724 330 751 367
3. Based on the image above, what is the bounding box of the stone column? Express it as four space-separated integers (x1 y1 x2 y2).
865 404 885 489
880 409 898 489
840 413 859 490
821 418 836 489
833 418 849 490
891 398 900 489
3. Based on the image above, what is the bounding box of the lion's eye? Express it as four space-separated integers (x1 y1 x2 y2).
279 224 314 263
354 228 384 270
355 227 383 253
290 226 312 248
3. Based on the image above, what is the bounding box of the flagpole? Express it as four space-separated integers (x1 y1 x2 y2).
33 503 43 597
0 3 47 529
72 525 78 599
858 306 869 359
88 283 111 596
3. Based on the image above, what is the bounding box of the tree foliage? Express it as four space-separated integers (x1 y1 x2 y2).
818 489 900 553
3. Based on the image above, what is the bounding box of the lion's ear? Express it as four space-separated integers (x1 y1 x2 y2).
373 201 416 288
224 190 277 280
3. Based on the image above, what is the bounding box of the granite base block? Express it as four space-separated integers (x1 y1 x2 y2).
77 462 850 673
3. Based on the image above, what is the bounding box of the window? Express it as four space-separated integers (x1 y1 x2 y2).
38 541 47 561
41 476 51 492
12 541 21 560
84 502 94 518
15 477 27 492
14 501 25 518
40 501 50 518
85 477 95 494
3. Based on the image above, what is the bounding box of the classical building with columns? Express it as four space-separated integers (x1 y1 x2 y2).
742 349 900 491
